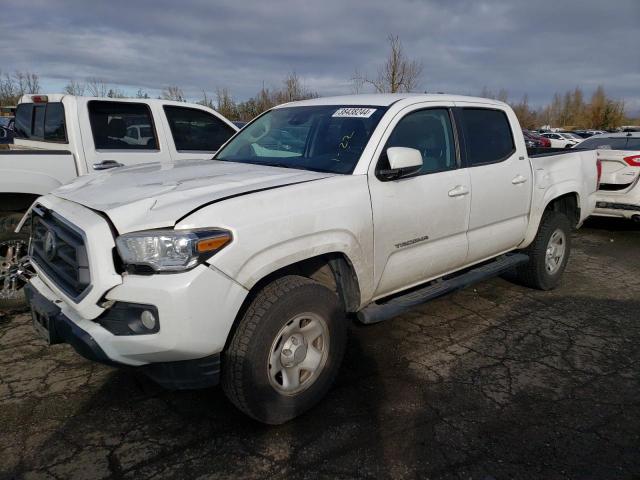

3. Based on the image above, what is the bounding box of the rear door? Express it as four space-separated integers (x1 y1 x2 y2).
80 99 173 172
368 103 471 298
454 104 532 263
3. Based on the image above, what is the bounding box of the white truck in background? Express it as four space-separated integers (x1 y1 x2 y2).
0 94 238 308
24 94 600 423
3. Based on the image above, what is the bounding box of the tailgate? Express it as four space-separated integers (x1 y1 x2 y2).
598 150 639 192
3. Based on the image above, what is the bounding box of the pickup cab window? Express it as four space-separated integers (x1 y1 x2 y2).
14 102 67 143
88 101 158 150
164 106 236 152
215 105 387 174
380 108 457 175
457 108 515 165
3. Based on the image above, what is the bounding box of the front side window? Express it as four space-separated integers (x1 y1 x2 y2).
164 106 236 152
457 108 515 166
215 105 388 174
379 108 456 175
88 101 158 150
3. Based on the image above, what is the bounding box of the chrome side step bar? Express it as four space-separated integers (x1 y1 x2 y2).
357 253 529 325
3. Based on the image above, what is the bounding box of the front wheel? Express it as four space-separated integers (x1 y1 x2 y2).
515 211 571 290
222 275 347 424
0 213 32 311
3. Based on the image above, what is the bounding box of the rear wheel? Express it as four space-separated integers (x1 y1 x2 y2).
222 275 347 424
0 213 32 311
515 211 571 290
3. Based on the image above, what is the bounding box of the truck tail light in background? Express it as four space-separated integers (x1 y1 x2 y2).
31 95 48 103
596 159 602 187
623 155 640 167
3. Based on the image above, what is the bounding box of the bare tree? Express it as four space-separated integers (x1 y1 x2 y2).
14 71 40 95
86 77 109 97
0 72 18 105
353 35 423 93
135 88 150 99
161 85 186 102
64 80 86 96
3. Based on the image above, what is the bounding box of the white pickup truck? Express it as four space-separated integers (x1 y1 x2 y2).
23 94 599 424
0 94 238 308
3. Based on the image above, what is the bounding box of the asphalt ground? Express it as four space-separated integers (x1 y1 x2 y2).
1 216 639 479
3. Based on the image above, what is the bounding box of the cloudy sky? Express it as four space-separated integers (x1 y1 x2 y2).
2 0 639 112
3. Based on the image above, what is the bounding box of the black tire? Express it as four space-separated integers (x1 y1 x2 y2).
222 275 347 424
0 212 30 311
515 211 571 290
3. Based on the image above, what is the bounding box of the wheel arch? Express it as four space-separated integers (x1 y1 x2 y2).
522 188 581 248
222 252 361 351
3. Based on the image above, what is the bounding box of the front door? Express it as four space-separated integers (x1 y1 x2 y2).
368 105 471 298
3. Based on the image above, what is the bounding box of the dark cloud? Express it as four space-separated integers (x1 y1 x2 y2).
2 0 639 112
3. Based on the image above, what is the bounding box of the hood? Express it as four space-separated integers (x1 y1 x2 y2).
53 159 335 233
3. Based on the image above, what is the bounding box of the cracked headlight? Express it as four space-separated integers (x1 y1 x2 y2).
116 229 232 272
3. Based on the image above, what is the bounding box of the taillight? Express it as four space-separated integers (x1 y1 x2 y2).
31 95 48 103
596 159 602 186
623 155 640 167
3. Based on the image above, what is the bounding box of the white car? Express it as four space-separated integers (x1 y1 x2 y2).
580 132 640 220
540 132 582 148
0 94 238 308
22 94 599 423
123 124 154 146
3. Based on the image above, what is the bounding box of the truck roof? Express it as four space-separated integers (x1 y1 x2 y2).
275 93 509 108
17 94 195 109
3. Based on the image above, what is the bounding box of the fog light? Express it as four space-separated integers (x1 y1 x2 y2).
140 310 157 330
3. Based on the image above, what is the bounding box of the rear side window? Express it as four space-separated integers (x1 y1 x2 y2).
458 108 515 166
164 106 236 151
14 102 67 143
88 101 158 150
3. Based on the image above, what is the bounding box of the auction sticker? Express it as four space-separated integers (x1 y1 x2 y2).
332 107 377 118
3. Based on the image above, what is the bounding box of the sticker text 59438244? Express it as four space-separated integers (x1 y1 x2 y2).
332 107 377 118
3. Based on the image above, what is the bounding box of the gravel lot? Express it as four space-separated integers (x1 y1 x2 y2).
1 217 639 480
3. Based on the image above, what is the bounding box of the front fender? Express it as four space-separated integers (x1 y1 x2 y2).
217 229 370 298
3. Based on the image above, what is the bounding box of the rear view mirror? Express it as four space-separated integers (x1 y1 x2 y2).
378 147 423 181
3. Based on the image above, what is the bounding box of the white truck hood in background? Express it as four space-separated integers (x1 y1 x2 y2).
53 159 335 233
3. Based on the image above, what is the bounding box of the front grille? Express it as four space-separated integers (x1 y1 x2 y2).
30 205 91 301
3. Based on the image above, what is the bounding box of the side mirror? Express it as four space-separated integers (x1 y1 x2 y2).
378 147 423 181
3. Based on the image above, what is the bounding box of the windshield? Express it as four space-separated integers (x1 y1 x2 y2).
215 105 388 174
577 136 640 151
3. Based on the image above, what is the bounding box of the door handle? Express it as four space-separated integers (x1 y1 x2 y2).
93 160 124 170
512 175 528 185
448 185 469 197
